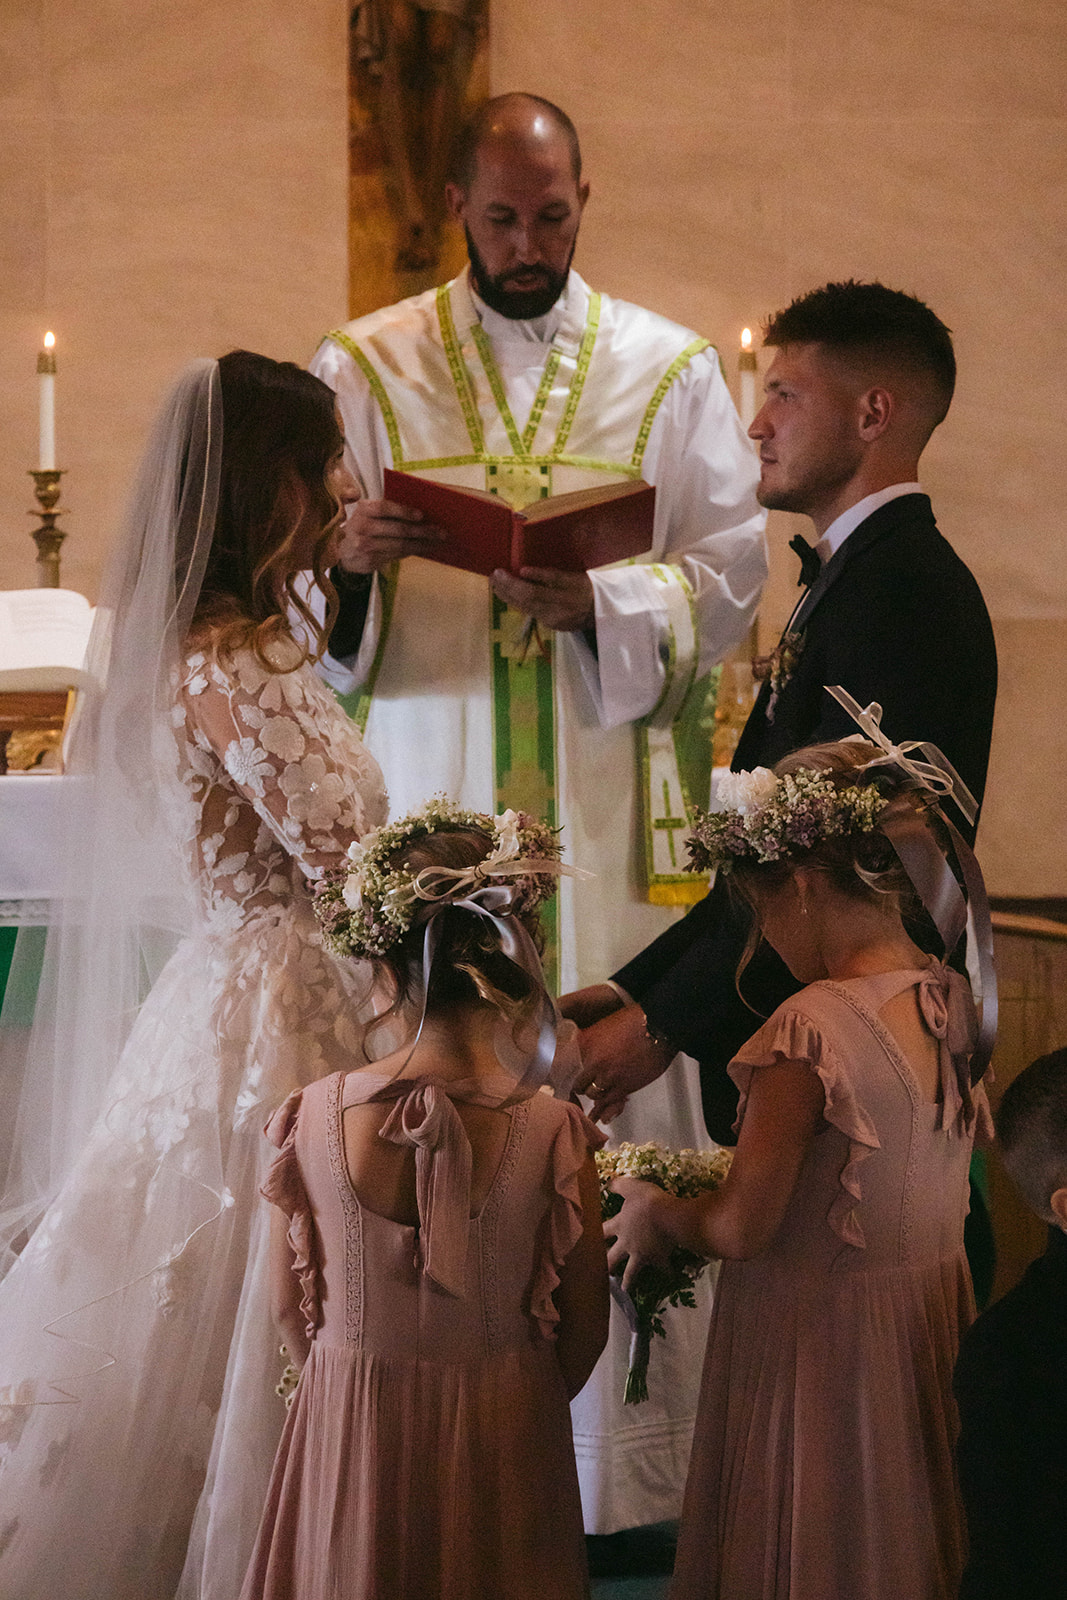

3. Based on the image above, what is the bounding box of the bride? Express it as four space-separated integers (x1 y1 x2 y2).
0 352 388 1598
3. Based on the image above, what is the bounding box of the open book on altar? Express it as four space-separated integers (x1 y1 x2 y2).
0 589 94 693
0 589 94 772
383 468 656 578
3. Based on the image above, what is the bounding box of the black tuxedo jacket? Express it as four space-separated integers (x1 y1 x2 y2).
954 1226 1067 1599
613 493 997 1141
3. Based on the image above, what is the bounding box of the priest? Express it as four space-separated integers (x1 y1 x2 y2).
309 92 766 1533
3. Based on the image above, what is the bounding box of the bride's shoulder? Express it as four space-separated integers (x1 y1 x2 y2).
177 628 312 701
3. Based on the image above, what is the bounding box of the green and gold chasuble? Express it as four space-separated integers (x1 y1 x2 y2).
325 274 718 982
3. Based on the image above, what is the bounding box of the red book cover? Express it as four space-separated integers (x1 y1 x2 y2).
383 469 655 577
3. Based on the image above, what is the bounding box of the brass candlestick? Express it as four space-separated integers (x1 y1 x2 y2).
29 468 67 588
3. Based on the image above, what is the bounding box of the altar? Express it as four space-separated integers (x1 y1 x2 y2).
0 775 80 1012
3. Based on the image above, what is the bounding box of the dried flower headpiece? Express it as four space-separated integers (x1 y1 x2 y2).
684 686 997 1086
685 765 890 876
314 797 565 961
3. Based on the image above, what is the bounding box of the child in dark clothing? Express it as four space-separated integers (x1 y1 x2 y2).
954 1047 1067 1599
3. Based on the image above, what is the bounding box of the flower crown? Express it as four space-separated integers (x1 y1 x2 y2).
685 765 890 876
314 797 564 961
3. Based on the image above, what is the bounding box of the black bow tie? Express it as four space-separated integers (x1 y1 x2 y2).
789 533 822 588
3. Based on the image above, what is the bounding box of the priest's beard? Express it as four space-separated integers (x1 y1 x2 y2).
465 228 575 320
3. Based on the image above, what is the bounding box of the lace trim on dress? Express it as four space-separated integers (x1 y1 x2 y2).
262 1089 319 1338
323 1072 365 1345
528 1104 606 1341
730 1010 881 1251
479 1100 529 1356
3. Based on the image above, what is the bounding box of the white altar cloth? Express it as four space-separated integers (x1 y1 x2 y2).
0 775 80 918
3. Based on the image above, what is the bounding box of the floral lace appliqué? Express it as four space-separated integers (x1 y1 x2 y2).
172 647 388 926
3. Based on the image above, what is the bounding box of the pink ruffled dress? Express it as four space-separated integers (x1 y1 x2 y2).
240 1071 604 1600
670 964 993 1600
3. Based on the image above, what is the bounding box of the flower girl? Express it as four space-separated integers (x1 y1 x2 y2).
608 723 994 1600
241 802 609 1600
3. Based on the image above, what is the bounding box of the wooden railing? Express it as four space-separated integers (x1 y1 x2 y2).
992 910 1067 942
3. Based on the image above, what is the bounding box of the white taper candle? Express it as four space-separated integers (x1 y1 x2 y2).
738 327 757 430
38 332 57 470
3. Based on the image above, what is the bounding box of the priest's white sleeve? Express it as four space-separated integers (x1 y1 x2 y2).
574 349 766 729
307 337 393 693
290 571 385 695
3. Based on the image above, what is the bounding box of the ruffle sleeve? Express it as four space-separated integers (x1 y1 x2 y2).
529 1103 606 1340
261 1088 319 1337
730 1007 881 1250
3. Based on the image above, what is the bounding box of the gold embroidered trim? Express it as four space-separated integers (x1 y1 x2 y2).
324 331 406 466
436 284 485 455
631 338 711 471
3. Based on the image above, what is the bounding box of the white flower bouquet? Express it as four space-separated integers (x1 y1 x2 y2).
597 1142 733 1404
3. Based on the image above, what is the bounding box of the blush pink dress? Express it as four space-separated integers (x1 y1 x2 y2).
240 1071 605 1600
670 964 993 1600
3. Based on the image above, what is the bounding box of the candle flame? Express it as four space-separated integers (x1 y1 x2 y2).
43 331 55 349
740 327 752 351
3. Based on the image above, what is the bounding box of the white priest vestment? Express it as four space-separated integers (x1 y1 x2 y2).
309 267 766 1532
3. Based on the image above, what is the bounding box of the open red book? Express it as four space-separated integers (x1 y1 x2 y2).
383 468 656 577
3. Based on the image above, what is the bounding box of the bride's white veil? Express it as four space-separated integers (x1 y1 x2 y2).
0 359 222 1261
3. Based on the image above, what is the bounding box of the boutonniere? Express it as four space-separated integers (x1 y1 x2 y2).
752 630 804 722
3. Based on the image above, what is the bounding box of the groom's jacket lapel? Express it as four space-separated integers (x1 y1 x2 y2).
734 494 937 770
791 492 933 634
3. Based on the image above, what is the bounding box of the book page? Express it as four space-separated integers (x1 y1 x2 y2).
0 589 94 690
521 478 651 523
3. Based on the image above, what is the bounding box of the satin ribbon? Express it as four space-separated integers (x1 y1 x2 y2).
408 854 591 906
825 685 978 828
828 684 996 1082
390 858 591 1103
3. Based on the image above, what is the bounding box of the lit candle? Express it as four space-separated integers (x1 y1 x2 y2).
738 327 757 430
38 331 56 470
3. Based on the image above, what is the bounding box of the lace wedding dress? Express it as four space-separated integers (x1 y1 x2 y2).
0 639 387 1600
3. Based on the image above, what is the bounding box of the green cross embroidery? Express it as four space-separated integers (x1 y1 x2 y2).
653 779 688 868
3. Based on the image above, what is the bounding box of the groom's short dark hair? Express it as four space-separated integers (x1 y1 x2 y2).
764 281 956 424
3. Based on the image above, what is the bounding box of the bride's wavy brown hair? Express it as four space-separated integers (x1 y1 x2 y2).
190 350 343 670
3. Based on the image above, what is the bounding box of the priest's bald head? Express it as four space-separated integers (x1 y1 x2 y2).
446 94 590 320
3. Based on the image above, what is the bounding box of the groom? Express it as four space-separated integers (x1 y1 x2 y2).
568 280 998 1141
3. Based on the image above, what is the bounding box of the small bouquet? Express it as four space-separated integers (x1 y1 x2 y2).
597 1142 733 1404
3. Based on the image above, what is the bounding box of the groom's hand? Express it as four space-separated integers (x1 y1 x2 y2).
558 983 624 1030
574 1004 674 1124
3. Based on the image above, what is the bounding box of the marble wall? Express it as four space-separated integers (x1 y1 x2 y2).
492 0 1067 894
0 0 349 602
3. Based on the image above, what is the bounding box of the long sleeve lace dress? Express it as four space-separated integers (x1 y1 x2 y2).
0 641 388 1600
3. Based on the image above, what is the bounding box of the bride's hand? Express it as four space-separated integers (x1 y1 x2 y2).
604 1177 675 1294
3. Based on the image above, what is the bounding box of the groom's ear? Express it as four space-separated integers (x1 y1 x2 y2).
855 386 894 442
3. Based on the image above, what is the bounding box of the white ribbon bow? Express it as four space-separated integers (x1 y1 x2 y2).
410 855 593 905
826 686 978 828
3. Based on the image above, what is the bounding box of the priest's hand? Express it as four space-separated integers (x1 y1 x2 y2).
490 567 595 632
604 1177 675 1292
574 1004 674 1123
336 497 445 575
